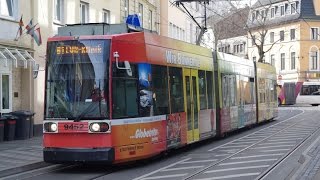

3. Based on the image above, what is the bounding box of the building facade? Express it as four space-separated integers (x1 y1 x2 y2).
0 1 34 122
161 1 206 44
213 7 249 58
247 0 320 84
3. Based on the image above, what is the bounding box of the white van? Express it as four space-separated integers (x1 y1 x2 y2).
296 82 320 106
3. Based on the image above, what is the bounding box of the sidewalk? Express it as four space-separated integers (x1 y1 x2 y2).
0 136 45 178
291 133 320 180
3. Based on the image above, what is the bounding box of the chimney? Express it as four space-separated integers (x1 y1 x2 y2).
314 0 320 15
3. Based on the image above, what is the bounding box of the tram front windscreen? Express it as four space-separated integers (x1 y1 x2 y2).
45 39 110 120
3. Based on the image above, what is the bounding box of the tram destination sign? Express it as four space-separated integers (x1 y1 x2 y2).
56 45 103 55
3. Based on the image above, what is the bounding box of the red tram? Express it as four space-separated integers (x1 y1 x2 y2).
43 23 277 164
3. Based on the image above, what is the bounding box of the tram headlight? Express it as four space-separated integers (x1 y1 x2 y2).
44 122 58 133
50 123 58 132
89 122 110 133
89 123 100 132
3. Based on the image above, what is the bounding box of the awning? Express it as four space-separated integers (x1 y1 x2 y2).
0 47 35 69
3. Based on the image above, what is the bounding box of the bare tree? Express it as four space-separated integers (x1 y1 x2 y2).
245 0 282 63
175 0 283 63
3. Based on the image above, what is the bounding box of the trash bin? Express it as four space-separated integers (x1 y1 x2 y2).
11 111 35 140
2 114 17 141
0 117 5 142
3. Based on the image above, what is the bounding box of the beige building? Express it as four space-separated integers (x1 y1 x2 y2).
247 0 320 85
0 0 35 128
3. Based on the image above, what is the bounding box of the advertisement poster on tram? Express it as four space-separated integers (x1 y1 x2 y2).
112 116 167 160
138 63 154 116
167 112 187 148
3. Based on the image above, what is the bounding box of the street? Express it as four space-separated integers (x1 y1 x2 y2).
3 107 320 180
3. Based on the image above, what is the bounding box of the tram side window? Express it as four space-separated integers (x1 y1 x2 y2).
222 75 229 107
112 63 138 118
152 65 169 115
169 67 184 113
206 71 214 109
242 78 251 105
230 75 237 106
273 81 277 101
198 70 207 110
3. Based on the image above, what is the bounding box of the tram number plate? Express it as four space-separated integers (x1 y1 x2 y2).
59 122 88 133
64 124 84 130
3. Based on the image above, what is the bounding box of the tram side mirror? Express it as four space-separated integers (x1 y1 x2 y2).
114 52 132 76
124 61 132 77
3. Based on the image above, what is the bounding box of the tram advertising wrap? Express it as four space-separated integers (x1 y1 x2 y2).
43 24 277 164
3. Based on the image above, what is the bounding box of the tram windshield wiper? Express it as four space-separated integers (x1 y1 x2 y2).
73 103 98 122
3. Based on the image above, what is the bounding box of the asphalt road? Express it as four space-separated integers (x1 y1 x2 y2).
6 107 320 180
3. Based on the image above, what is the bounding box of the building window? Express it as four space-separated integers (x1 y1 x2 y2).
271 54 275 66
311 28 319 40
290 3 296 14
291 52 296 70
280 30 284 41
290 29 295 40
280 5 285 16
271 8 275 18
281 53 285 70
252 12 255 21
169 23 172 37
1 74 11 113
195 2 199 11
0 0 15 18
270 32 274 43
54 0 64 23
182 29 185 41
124 0 129 18
148 10 152 30
240 44 243 53
80 1 89 23
189 23 193 43
310 50 318 70
102 9 110 23
138 3 143 27
255 11 260 20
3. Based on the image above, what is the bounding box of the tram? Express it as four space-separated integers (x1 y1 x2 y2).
43 23 277 164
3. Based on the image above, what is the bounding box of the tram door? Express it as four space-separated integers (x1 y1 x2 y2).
183 68 200 143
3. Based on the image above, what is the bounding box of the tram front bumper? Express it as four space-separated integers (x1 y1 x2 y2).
43 147 115 164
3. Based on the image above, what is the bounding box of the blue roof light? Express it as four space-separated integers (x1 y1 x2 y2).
126 14 141 27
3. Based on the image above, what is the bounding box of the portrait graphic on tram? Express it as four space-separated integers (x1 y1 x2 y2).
138 63 153 116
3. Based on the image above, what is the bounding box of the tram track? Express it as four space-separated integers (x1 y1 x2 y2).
133 109 320 180
183 111 307 180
